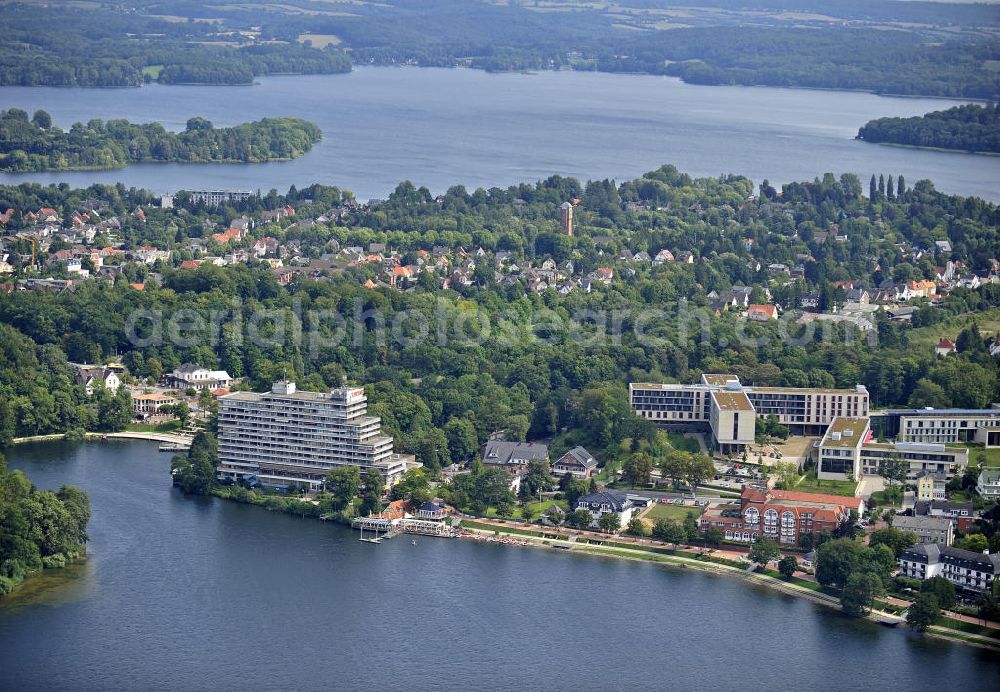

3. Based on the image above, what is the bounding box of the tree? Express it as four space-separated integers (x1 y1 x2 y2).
389 468 432 505
683 510 700 539
816 538 868 589
359 468 385 516
31 110 52 130
906 593 941 632
622 452 653 487
324 465 361 510
778 555 798 580
504 415 530 442
921 575 956 611
520 503 537 523
703 526 723 547
749 537 781 567
626 516 650 537
444 417 478 462
685 454 716 493
170 430 217 495
841 572 883 617
772 461 799 489
565 509 593 529
598 511 621 533
868 527 918 558
653 518 687 548
877 453 908 489
957 533 989 553
471 468 516 510
520 458 553 499
659 451 689 489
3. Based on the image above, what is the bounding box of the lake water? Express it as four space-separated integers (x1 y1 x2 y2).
1 440 999 690
0 68 997 202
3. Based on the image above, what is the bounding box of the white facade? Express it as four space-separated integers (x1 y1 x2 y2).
217 381 410 491
979 468 1000 500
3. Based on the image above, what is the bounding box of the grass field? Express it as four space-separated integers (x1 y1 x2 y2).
666 431 702 454
297 33 341 48
642 502 703 523
142 65 164 79
793 472 858 497
126 420 182 433
957 445 1000 468
907 307 1000 349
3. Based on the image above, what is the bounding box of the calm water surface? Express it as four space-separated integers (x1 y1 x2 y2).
1 440 999 691
0 68 997 201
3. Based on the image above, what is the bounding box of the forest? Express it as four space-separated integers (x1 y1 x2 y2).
0 110 322 172
0 455 91 595
1 165 999 475
0 4 350 87
857 103 1000 154
1 2 998 98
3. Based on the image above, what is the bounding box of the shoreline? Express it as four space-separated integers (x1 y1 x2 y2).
5 435 998 652
457 519 1000 653
7 431 191 446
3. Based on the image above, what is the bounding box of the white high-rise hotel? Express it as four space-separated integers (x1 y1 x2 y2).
217 381 412 490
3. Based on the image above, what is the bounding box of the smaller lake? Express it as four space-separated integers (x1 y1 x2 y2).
2 440 999 691
0 68 997 201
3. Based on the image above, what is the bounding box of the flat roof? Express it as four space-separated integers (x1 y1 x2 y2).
630 382 867 396
748 385 868 396
711 390 754 412
821 417 869 448
878 408 1000 417
702 373 739 386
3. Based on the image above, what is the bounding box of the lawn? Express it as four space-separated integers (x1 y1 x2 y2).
642 502 703 523
126 420 182 433
793 472 858 497
955 445 1000 468
907 307 1000 350
142 65 164 79
665 432 701 454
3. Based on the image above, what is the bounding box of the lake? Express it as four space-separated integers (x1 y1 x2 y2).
0 68 997 202
1 440 999 690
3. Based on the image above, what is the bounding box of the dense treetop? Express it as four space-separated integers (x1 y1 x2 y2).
1 165 998 471
0 2 997 97
858 103 1000 154
0 111 321 172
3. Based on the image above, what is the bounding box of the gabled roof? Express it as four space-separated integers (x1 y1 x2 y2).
576 490 630 512
555 446 597 470
483 440 549 465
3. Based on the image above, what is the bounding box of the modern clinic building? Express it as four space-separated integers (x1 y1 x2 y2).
217 381 413 490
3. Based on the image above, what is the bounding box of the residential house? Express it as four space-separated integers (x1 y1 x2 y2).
167 363 232 391
416 502 448 520
914 500 977 533
132 392 177 416
914 471 947 502
72 364 122 395
935 338 957 356
747 304 778 321
892 515 953 546
977 468 1000 500
898 543 1000 593
482 440 549 475
653 249 674 264
552 446 598 479
574 491 645 530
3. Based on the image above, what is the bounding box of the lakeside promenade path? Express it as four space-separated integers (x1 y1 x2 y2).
460 514 1000 650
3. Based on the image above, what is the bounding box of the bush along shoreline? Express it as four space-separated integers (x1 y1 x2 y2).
0 454 91 596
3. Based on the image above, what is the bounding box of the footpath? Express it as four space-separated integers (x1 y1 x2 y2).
459 516 1000 652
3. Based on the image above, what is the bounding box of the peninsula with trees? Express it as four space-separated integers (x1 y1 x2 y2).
0 110 322 172
857 103 1000 155
0 455 92 595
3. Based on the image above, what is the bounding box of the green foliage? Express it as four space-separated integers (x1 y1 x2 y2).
0 454 90 595
0 111 322 172
778 555 798 580
921 575 957 611
957 533 989 553
868 527 918 559
749 537 781 567
565 509 593 530
625 516 650 538
816 538 894 590
652 518 687 546
859 104 1000 154
841 572 884 618
621 452 653 487
598 511 621 533
907 593 942 632
324 465 362 511
171 430 218 495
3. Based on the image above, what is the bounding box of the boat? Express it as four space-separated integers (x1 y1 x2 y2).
412 539 417 545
